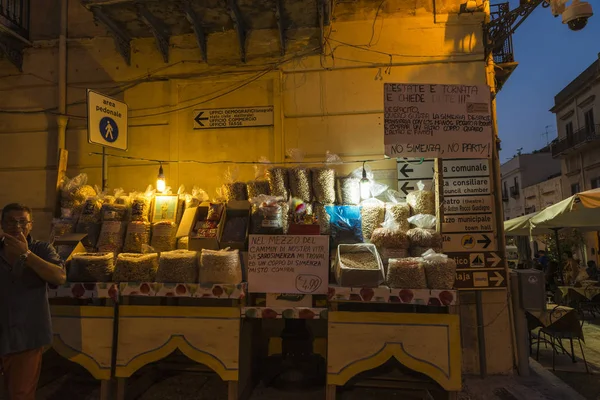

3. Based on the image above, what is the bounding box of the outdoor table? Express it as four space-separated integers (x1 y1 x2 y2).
557 284 600 305
527 304 583 342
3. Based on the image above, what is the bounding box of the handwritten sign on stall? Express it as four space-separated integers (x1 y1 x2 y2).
384 83 492 159
247 235 329 294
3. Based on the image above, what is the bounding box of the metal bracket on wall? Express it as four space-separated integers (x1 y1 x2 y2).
0 32 24 71
227 0 247 63
181 1 208 62
275 0 286 56
484 0 548 58
90 6 131 66
136 2 171 63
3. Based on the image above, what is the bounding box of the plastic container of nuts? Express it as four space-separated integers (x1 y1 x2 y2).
335 243 384 288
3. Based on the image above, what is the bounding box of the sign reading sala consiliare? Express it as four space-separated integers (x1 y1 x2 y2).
384 83 492 159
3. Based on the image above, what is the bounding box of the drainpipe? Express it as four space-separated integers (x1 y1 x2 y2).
57 0 69 153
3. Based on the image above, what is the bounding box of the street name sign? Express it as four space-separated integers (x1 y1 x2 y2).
193 106 274 129
444 195 494 215
87 90 128 151
454 269 507 290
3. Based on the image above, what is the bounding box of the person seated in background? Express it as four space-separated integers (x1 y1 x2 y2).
586 260 598 281
564 251 585 285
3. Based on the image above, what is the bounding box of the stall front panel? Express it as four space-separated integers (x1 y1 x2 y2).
327 312 461 391
51 305 115 380
115 306 240 380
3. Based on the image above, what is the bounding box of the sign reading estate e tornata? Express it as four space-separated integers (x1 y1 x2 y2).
384 83 492 158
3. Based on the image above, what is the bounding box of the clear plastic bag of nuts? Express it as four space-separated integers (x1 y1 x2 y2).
247 157 271 199
360 198 385 242
221 166 248 202
288 149 313 203
406 214 442 249
386 257 427 289
422 249 456 289
406 180 435 215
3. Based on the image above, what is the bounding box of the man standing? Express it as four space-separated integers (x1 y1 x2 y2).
538 250 549 272
0 203 66 400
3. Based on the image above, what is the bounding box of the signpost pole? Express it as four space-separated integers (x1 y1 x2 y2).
475 291 487 378
102 146 108 191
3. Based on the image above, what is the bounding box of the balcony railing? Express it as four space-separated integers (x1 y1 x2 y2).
502 191 509 202
552 124 600 158
510 186 519 199
0 0 29 39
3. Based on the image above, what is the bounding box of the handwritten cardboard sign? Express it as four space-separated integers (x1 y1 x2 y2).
247 235 329 294
384 83 492 159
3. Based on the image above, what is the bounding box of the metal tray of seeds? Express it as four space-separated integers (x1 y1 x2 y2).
334 243 384 288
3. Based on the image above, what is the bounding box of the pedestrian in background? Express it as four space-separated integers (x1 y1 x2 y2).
0 203 66 400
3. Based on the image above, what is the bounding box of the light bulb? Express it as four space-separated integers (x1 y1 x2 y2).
360 178 371 200
156 164 166 193
360 163 371 200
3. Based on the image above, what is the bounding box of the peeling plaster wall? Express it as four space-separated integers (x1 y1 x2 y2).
0 0 513 377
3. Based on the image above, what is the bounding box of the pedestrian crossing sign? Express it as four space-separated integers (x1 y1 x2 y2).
87 90 128 150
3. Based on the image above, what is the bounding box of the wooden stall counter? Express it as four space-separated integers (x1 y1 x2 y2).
326 288 462 400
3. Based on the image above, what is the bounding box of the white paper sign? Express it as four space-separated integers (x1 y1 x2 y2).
247 235 329 294
384 83 492 158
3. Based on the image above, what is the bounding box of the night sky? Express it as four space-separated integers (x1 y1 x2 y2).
496 0 600 162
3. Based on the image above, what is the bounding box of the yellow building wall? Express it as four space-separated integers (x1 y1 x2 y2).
0 0 511 376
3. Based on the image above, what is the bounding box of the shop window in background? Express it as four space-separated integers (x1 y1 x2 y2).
592 177 600 189
571 182 581 195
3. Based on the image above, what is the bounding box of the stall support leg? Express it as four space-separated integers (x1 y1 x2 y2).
116 378 126 400
476 291 487 378
228 381 239 400
326 384 337 400
99 380 111 400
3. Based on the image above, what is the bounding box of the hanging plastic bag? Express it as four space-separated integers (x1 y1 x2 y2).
360 198 385 242
247 157 271 199
221 166 248 201
185 186 209 209
406 180 435 215
422 249 456 290
370 218 410 249
326 205 363 247
407 214 442 253
312 152 338 204
349 164 389 199
130 185 155 223
288 149 312 202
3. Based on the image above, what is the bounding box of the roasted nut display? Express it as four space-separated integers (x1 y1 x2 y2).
406 189 435 215
246 180 270 199
423 257 457 289
113 253 159 282
406 228 442 248
266 168 289 200
360 204 385 242
289 168 312 202
336 177 361 205
312 168 336 204
386 203 410 231
150 221 178 252
156 250 199 283
222 182 248 201
313 203 331 235
123 221 151 253
69 252 115 282
387 258 427 289
97 221 126 254
370 228 409 249
200 249 242 285
339 252 379 270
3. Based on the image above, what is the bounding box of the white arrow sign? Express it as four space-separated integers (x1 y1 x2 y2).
486 252 501 268
489 271 505 287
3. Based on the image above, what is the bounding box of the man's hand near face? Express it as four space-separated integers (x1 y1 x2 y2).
1 232 29 266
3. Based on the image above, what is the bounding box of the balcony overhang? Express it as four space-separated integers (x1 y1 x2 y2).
80 0 332 65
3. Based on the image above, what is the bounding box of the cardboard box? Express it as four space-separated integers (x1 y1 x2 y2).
335 243 384 288
219 200 251 251
53 233 88 263
176 202 225 251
